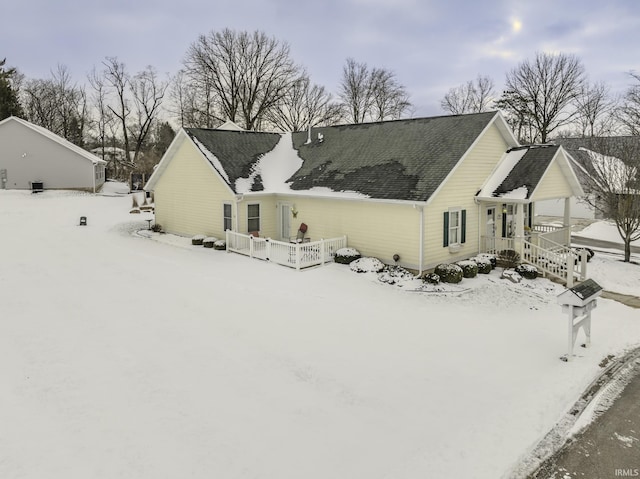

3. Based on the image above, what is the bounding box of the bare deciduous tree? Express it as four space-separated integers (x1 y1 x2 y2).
265 74 342 132
128 66 169 164
21 64 88 145
575 137 640 261
338 58 411 124
619 72 640 135
440 75 495 115
573 81 617 137
182 29 300 130
97 58 168 177
499 52 585 143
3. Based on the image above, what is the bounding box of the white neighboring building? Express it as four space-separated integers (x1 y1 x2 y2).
0 116 106 193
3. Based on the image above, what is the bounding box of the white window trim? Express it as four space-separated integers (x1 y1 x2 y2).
247 202 261 233
448 207 462 248
223 202 233 232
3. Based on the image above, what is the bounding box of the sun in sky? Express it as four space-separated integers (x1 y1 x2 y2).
512 18 523 33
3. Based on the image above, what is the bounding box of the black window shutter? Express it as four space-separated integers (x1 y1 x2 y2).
461 209 466 243
443 211 449 247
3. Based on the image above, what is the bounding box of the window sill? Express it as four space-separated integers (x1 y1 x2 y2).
448 244 462 253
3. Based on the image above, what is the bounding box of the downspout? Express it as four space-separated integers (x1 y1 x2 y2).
93 163 96 193
413 204 425 276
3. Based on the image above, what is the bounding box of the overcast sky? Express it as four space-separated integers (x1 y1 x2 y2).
3 0 640 117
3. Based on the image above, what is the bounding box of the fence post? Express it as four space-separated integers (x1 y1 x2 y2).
249 235 254 258
226 230 230 253
320 239 325 265
580 251 587 281
266 238 271 261
566 253 574 288
296 243 301 270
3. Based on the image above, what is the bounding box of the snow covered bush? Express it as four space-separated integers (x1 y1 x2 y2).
192 234 205 246
151 223 162 233
203 237 218 248
213 240 226 251
475 253 496 269
575 247 595 262
515 264 538 280
422 272 441 285
335 247 361 264
378 265 414 285
349 257 385 273
470 256 492 274
434 264 463 284
456 260 478 278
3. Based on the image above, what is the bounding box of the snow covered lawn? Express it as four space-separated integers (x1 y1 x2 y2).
1 185 639 478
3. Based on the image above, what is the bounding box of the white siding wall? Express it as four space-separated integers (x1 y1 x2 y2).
0 120 99 191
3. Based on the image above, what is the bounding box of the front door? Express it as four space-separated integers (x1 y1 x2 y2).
485 206 496 251
278 203 291 241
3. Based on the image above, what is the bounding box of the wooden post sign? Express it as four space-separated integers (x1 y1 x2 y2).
556 279 603 362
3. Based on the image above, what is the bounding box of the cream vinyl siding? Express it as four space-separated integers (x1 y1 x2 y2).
236 196 277 237
530 158 574 201
154 139 236 237
424 123 510 269
274 195 422 267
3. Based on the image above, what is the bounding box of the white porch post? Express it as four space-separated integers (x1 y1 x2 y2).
564 197 572 246
514 203 525 258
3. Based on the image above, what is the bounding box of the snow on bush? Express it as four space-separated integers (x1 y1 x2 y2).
378 265 415 285
456 260 478 278
422 272 441 284
335 247 361 264
515 264 538 280
213 240 226 250
575 247 595 262
434 263 463 284
203 237 219 248
470 256 493 274
191 234 205 245
349 257 385 273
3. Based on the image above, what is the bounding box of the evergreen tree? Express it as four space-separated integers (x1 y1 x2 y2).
0 58 23 120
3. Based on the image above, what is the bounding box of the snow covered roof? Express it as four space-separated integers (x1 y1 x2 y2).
0 116 107 165
477 144 583 201
163 112 517 201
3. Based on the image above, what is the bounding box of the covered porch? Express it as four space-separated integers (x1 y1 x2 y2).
478 198 586 286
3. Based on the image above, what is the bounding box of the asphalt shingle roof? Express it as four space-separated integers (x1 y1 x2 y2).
289 112 498 201
184 111 499 200
492 145 560 199
184 128 281 189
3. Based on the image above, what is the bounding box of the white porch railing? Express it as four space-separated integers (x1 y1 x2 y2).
226 231 347 270
481 234 586 287
531 225 570 247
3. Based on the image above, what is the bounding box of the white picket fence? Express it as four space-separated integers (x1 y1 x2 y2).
226 231 347 270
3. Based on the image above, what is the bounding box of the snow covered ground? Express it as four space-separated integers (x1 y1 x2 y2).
1 183 639 479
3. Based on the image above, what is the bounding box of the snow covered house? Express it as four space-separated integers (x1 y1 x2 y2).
0 116 106 193
145 112 585 282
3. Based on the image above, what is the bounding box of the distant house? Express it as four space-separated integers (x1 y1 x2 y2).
0 116 106 193
537 137 639 220
145 112 586 284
